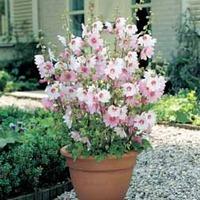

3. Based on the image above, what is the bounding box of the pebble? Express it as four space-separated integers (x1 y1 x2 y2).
56 126 200 200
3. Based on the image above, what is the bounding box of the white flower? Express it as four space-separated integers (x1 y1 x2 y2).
45 83 60 100
82 23 88 38
76 87 86 102
48 48 56 61
97 89 111 103
54 62 68 70
115 58 125 69
119 106 128 121
122 83 139 97
69 37 83 54
92 21 103 33
126 24 138 36
63 106 72 128
57 35 67 46
134 113 148 131
69 55 80 71
125 51 138 63
34 55 44 66
69 131 81 141
114 127 127 138
105 21 113 32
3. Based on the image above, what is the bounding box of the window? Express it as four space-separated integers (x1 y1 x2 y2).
131 0 151 32
69 0 84 36
0 0 6 36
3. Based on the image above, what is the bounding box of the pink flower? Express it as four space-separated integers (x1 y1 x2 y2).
79 65 91 76
88 33 103 50
107 105 120 117
129 35 138 49
146 111 156 128
103 113 120 127
133 136 142 144
60 85 76 100
41 98 54 110
122 83 139 97
60 70 77 82
69 37 83 55
138 34 156 47
104 61 122 80
37 61 54 78
134 113 148 131
97 89 111 103
139 73 165 103
115 17 126 29
140 47 154 60
126 96 142 107
59 50 70 60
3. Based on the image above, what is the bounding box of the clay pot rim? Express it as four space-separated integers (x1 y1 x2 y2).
60 146 138 160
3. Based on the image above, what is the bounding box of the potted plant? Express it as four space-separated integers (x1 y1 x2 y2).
35 17 165 200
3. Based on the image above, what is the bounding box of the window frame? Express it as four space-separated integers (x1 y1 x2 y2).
131 0 152 32
0 0 9 41
67 0 85 36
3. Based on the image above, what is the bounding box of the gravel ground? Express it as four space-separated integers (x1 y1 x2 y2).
56 125 200 200
0 95 42 109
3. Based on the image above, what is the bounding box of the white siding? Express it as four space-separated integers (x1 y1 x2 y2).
10 0 33 35
189 0 200 33
151 0 182 60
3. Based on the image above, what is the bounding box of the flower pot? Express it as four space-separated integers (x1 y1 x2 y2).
60 147 138 200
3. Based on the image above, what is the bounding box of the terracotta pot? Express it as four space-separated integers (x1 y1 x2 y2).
60 147 138 200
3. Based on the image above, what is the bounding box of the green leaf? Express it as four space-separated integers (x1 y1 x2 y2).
175 111 190 124
0 137 17 148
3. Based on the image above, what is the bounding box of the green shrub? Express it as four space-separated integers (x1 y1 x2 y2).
0 107 70 199
167 11 200 95
152 90 200 125
0 71 11 91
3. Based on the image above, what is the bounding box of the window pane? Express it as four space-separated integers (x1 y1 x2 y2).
0 0 5 35
71 14 84 36
69 0 84 11
132 0 151 4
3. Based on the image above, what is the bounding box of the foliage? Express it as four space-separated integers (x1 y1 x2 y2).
167 11 200 95
152 90 200 125
0 107 69 199
0 27 44 91
0 70 11 91
35 17 166 160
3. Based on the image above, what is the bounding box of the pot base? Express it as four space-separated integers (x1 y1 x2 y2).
61 147 138 200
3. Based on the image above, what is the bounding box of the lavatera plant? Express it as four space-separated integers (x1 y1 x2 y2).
35 17 166 161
